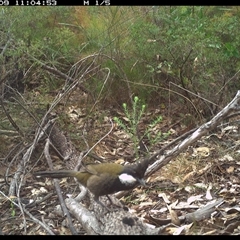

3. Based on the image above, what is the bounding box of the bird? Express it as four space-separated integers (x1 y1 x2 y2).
33 159 149 210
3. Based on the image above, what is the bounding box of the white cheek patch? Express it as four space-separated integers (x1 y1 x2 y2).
118 173 137 185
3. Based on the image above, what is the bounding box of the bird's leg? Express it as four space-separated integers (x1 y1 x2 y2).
106 195 127 210
93 196 113 212
106 195 113 205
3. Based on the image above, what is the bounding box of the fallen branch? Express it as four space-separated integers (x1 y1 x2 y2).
146 90 240 176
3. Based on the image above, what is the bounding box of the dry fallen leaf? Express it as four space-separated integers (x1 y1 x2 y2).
192 147 211 157
226 166 234 173
158 193 171 204
206 183 213 200
167 202 180 226
187 194 204 205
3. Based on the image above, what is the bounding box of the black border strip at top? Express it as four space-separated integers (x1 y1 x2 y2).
7 1 208 6
8 0 145 6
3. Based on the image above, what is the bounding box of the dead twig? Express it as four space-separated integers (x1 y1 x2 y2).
44 138 78 235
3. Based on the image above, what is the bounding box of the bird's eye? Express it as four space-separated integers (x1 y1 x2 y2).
130 169 136 174
132 170 138 176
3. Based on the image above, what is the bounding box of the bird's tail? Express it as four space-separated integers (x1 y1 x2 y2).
33 170 77 179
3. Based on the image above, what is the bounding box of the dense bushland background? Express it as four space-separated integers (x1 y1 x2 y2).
2 6 240 109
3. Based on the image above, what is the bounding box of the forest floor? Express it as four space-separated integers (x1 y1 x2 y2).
1 92 240 235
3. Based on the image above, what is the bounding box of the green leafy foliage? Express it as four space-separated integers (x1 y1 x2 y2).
123 6 240 117
114 96 145 158
114 96 169 158
1 6 240 118
10 201 15 217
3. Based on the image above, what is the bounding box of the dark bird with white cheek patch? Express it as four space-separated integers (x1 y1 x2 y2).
33 159 149 210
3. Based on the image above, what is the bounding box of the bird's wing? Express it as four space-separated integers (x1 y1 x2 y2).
80 164 99 175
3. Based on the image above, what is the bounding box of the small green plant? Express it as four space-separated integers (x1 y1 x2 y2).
114 96 169 159
10 200 16 217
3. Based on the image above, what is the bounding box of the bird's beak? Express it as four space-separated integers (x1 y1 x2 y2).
137 178 147 187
